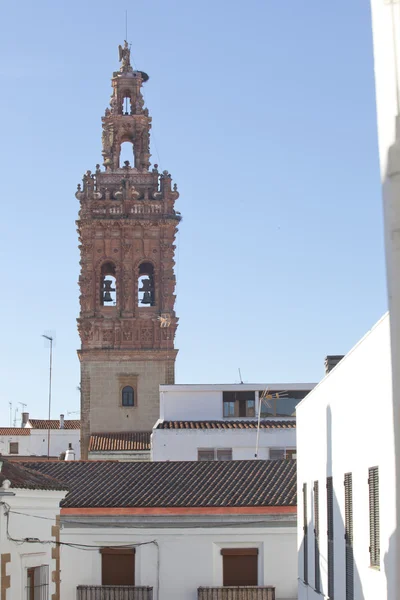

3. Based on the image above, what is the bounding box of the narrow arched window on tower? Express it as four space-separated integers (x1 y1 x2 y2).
138 262 155 307
119 141 135 168
100 263 117 306
122 385 134 407
122 93 132 115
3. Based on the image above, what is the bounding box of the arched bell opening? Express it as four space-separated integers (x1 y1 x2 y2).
122 91 132 115
119 140 135 168
138 262 155 307
100 262 117 306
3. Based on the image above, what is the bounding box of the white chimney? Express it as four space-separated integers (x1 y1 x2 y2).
65 443 75 461
60 414 65 429
21 412 29 427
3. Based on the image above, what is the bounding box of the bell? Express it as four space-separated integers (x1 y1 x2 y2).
141 291 152 304
102 279 115 304
139 279 152 292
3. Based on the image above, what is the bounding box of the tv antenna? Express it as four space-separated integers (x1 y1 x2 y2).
254 388 288 458
238 368 243 384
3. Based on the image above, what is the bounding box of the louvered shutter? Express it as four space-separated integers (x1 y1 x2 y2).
368 467 380 568
314 481 321 593
344 473 354 600
303 483 308 584
327 477 334 599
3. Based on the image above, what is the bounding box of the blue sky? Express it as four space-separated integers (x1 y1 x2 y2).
0 0 386 425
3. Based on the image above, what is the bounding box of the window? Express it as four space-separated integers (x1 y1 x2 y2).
369 466 380 568
221 549 258 586
344 473 354 599
26 565 49 600
314 481 321 593
303 483 308 584
9 442 18 455
122 385 134 407
269 448 296 460
222 391 256 418
259 391 308 417
119 140 135 168
197 448 232 461
327 476 334 599
101 548 135 585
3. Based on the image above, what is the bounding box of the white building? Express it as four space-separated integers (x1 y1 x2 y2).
370 2 400 597
152 384 315 462
26 458 298 600
297 314 397 599
0 414 81 460
0 458 67 600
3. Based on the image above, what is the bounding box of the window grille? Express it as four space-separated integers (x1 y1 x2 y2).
26 565 49 600
344 473 354 600
303 483 308 584
327 477 334 599
368 467 380 568
313 481 321 593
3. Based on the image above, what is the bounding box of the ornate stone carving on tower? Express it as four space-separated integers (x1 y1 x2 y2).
76 43 181 459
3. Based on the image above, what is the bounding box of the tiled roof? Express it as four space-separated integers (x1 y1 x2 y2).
28 419 80 430
89 432 151 452
24 459 296 508
0 458 68 491
156 420 296 430
0 428 30 436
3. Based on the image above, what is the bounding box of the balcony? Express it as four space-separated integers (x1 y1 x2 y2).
77 586 153 600
198 588 275 600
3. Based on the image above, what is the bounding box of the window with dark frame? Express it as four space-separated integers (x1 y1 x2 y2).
197 448 232 461
101 548 135 585
9 442 18 455
122 385 134 407
269 448 296 460
368 466 380 569
344 473 354 600
26 565 49 600
314 481 321 593
303 483 308 584
221 548 258 586
327 476 334 599
222 391 256 418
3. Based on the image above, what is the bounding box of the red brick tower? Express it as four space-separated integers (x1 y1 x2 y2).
76 42 180 459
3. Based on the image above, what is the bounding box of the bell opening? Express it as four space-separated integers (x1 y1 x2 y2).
138 262 155 307
101 262 117 306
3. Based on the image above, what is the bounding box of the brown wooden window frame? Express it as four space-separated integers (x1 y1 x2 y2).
221 548 258 586
100 548 136 586
9 442 19 455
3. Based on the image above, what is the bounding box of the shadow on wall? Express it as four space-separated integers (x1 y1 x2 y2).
298 406 365 599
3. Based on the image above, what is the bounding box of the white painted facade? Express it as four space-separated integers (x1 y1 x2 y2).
0 485 66 599
297 314 397 599
59 516 297 600
370 2 400 597
153 384 314 462
0 428 81 460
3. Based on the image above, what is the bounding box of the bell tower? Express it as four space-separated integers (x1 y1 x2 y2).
76 42 181 459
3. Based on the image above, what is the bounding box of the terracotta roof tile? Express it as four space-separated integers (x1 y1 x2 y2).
156 420 296 430
0 458 68 491
0 428 30 436
24 459 296 508
28 419 80 430
89 432 151 452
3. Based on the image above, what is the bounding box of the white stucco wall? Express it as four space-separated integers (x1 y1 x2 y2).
297 314 397 600
59 522 297 600
152 427 296 461
0 488 66 599
0 429 81 459
159 384 315 421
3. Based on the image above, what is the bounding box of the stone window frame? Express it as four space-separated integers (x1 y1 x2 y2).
118 375 138 410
